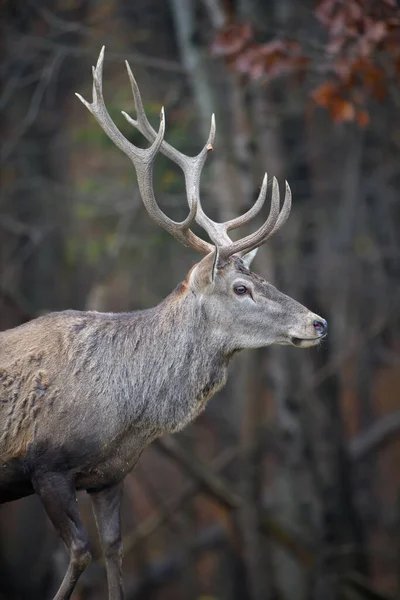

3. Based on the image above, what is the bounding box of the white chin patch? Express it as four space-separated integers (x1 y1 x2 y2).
290 337 321 348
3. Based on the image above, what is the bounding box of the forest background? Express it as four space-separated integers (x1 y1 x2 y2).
1 1 400 599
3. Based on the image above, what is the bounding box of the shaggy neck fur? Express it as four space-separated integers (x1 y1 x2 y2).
65 283 232 439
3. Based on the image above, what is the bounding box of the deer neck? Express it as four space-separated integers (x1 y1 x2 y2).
121 285 230 435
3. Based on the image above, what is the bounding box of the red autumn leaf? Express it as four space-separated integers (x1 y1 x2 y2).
312 82 338 107
330 11 346 37
211 22 252 57
358 36 374 57
345 23 360 38
230 38 308 82
348 1 363 21
293 55 311 71
371 82 387 102
334 58 352 80
382 35 400 56
327 36 346 55
330 98 355 122
233 46 256 74
356 110 370 126
210 0 400 128
315 0 337 25
386 17 400 27
266 55 309 79
249 62 267 80
365 21 387 43
363 61 385 86
258 40 288 55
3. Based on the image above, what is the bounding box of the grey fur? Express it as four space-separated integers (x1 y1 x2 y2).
0 256 324 493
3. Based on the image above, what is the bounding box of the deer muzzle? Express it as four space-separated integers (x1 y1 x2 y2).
289 314 328 348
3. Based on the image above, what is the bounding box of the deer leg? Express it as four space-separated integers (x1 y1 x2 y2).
90 482 124 600
32 472 91 600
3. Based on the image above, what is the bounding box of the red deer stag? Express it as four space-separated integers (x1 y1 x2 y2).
0 47 327 600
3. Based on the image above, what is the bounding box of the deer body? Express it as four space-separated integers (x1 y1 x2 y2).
0 287 228 495
0 48 327 600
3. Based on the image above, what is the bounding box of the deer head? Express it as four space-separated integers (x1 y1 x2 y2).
76 47 327 351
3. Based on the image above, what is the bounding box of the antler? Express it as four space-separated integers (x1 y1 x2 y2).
122 55 292 260
76 47 211 254
77 47 292 261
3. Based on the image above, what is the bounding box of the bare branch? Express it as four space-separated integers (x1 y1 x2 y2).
1 51 64 162
349 411 400 461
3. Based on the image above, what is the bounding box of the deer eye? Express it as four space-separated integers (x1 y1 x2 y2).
234 285 247 295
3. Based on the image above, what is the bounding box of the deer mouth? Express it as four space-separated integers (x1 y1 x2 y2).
290 335 325 348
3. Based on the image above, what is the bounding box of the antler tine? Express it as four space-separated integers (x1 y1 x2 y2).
76 47 212 254
123 63 292 256
78 48 293 262
134 109 198 237
239 180 292 256
219 177 285 259
123 64 228 246
124 80 216 250
123 61 188 170
224 173 268 232
76 47 138 163
264 180 292 239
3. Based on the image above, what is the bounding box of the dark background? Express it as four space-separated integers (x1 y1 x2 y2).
1 1 400 599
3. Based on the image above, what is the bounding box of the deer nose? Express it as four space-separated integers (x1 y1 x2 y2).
313 318 327 336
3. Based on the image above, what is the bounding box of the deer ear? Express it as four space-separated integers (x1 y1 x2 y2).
241 248 258 268
189 248 220 290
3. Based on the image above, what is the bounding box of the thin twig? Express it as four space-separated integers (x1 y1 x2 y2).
121 445 236 556
349 411 400 462
1 51 64 162
153 437 315 565
17 36 184 73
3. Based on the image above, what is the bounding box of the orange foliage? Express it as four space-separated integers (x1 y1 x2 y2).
210 0 400 126
211 27 309 83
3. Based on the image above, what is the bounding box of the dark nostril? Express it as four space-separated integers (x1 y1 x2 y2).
313 319 327 335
